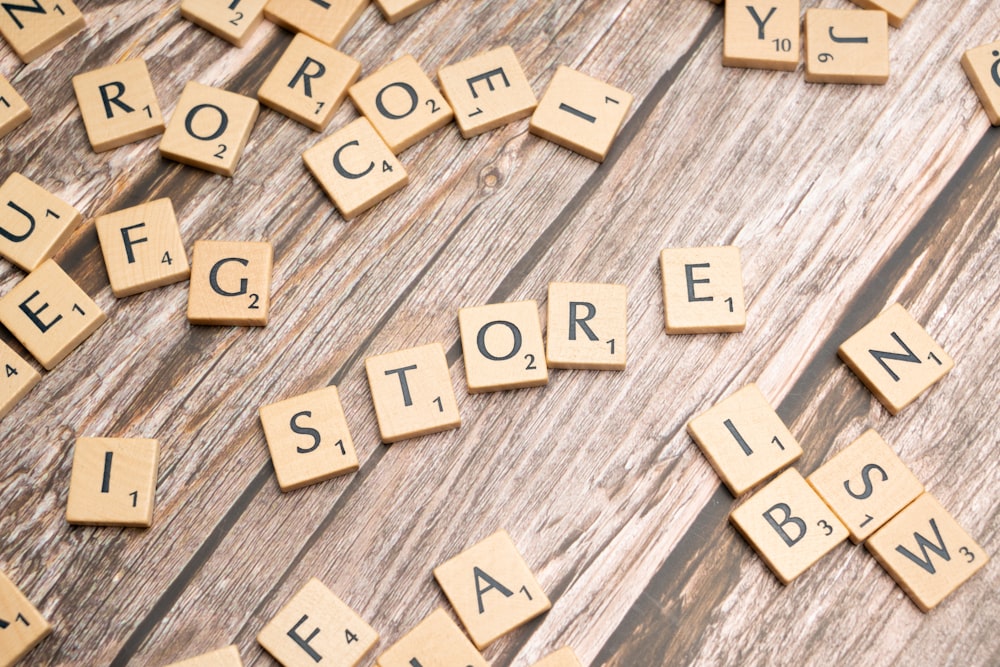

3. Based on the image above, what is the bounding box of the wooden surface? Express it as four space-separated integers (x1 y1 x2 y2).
0 1 997 665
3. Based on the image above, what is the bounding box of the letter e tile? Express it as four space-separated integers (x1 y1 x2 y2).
438 46 537 138
660 246 746 334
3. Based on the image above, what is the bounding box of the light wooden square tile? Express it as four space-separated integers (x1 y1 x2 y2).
459 300 547 392
962 41 1000 126
838 303 952 415
0 172 81 273
849 0 917 27
545 282 627 370
348 54 453 153
529 65 633 162
660 246 746 334
807 429 923 543
531 647 582 667
0 571 51 667
804 9 889 84
187 240 272 326
372 0 434 24
376 608 487 667
687 383 801 496
0 74 31 139
257 578 378 667
433 529 551 650
730 468 848 584
166 645 243 667
0 259 106 370
181 0 267 47
159 82 259 176
95 198 190 298
0 340 41 420
302 117 407 220
438 45 537 138
723 0 800 71
258 33 361 131
66 437 159 527
866 493 989 611
71 59 164 152
259 385 359 492
0 0 84 63
264 0 367 46
364 342 460 443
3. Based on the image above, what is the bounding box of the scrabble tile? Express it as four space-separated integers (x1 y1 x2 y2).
0 571 51 667
376 608 487 667
848 0 917 28
804 9 889 84
961 41 1000 126
722 0 800 71
302 117 407 220
71 59 164 152
545 282 627 370
65 437 159 527
529 66 633 162
807 429 923 543
838 303 953 415
372 0 434 24
159 82 259 176
364 343 460 443
531 647 582 667
348 55 453 153
0 259 106 370
259 385 359 492
438 46 537 138
687 384 802 496
95 198 190 298
258 33 361 131
0 0 84 63
866 493 989 611
458 300 547 393
264 0 367 46
166 645 243 667
660 246 746 334
187 240 272 326
730 468 848 584
0 172 81 273
257 578 378 667
181 0 267 47
0 340 41 420
0 74 31 139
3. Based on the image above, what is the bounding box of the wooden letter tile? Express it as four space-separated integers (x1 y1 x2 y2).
181 0 267 47
364 343 460 443
376 608 487 667
849 0 918 28
187 240 272 326
433 529 550 649
348 55 453 153
730 468 849 584
804 9 889 84
438 46 537 138
264 0 367 46
687 384 802 496
838 303 952 415
258 33 361 131
545 282 627 370
962 41 1000 126
866 493 989 611
372 0 435 24
0 172 81 272
0 75 31 139
459 300 547 392
660 246 746 334
723 0 800 71
0 340 41 420
259 385 359 492
257 578 378 667
531 647 582 667
0 0 84 63
65 437 159 527
0 571 51 667
95 198 190 298
0 259 106 370
807 429 923 543
529 65 633 162
166 645 243 667
302 117 408 220
159 82 259 176
71 59 164 152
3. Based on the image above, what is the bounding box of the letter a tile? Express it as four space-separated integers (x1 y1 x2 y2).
438 46 537 138
804 9 889 84
0 0 84 63
71 59 165 152
376 608 487 667
459 300 547 392
181 0 268 47
66 437 160 527
531 647 582 667
660 246 746 334
723 0 800 71
0 340 40 420
264 0 367 46
962 41 1000 126
0 571 51 667
187 240 272 326
433 529 551 649
0 172 81 273
0 75 31 139
166 645 243 667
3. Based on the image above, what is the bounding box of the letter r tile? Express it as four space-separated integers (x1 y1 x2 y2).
71 59 165 152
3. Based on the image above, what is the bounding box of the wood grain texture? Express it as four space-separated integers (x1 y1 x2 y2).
0 1 997 666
